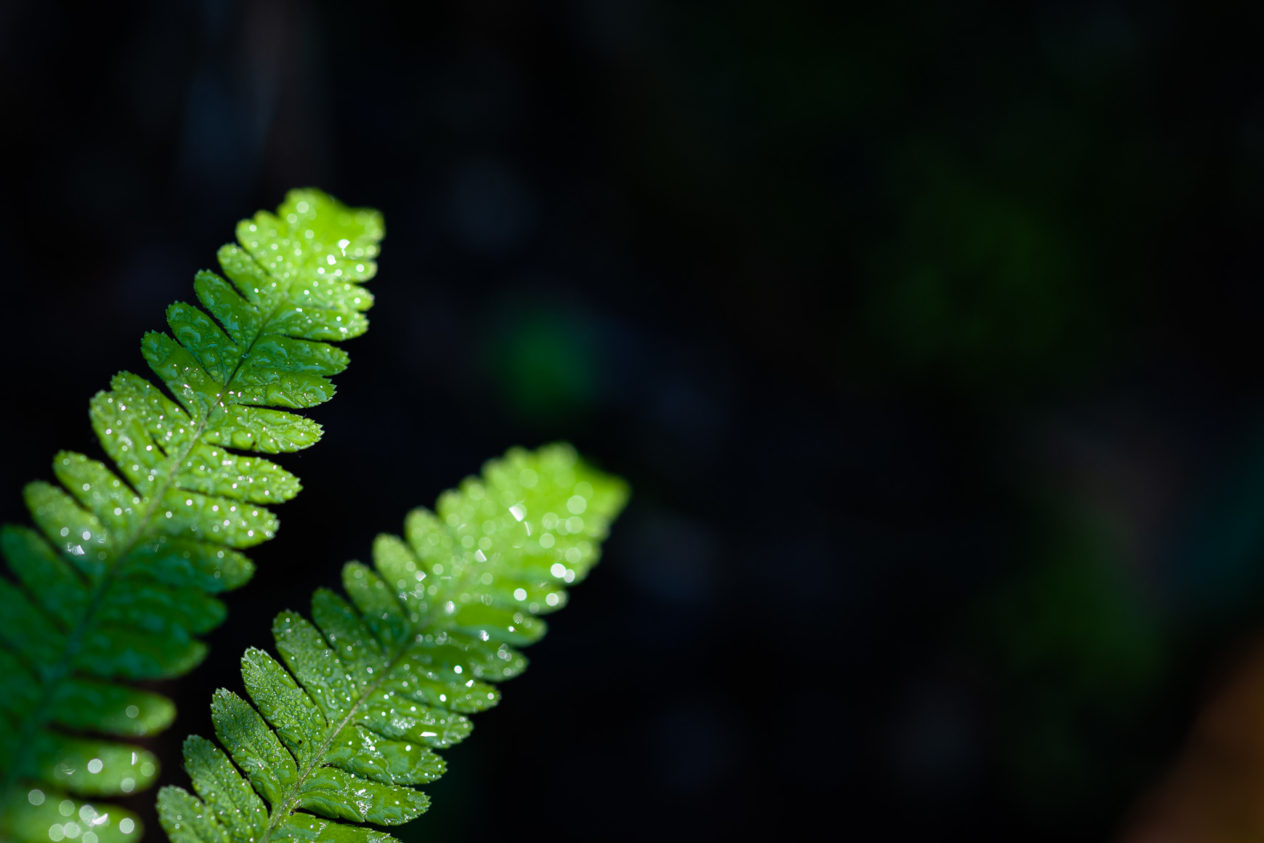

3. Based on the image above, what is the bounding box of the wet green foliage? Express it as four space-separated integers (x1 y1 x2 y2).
158 445 628 843
0 189 383 842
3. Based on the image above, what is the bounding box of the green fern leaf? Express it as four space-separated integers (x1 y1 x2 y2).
0 189 384 843
158 444 628 843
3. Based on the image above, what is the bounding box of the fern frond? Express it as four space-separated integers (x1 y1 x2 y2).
158 444 628 843
0 189 384 843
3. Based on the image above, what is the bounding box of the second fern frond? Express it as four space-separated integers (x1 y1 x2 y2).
159 444 628 843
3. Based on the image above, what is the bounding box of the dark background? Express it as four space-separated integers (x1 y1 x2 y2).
2 1 1264 841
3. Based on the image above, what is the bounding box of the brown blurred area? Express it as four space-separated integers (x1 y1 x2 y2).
1123 642 1264 843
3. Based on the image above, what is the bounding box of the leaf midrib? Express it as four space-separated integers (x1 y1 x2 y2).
258 579 485 839
256 630 417 843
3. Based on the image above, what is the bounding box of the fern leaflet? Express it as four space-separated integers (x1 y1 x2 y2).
0 189 384 843
158 444 628 843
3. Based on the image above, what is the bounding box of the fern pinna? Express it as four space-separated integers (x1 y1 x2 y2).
158 444 627 843
0 189 384 843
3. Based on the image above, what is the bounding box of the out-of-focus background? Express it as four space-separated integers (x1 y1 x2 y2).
1 1 1263 840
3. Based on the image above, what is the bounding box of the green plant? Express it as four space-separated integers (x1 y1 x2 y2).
0 190 629 843
0 189 384 841
158 443 627 842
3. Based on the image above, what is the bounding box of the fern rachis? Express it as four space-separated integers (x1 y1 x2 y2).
0 189 384 842
159 444 628 842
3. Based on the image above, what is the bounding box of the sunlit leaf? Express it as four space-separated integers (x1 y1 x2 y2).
0 189 384 842
159 445 628 842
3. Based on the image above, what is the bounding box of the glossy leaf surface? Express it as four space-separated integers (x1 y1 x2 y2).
158 445 628 842
0 189 384 842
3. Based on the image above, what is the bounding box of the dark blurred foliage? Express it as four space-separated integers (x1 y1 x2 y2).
1 1 1263 840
